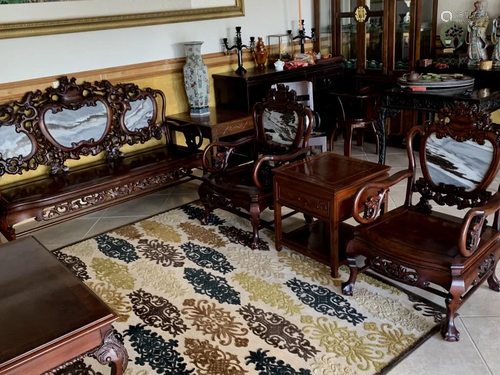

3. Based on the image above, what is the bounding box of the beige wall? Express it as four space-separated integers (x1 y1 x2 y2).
0 0 313 84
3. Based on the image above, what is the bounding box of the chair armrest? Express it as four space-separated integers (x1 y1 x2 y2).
164 120 203 150
459 191 500 257
252 148 309 189
353 170 413 224
202 136 257 172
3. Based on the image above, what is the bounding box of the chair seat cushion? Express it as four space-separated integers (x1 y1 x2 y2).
1 146 201 212
202 164 273 202
354 206 498 271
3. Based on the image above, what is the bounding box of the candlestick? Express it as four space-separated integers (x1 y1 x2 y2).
222 26 255 74
288 21 315 54
298 0 302 30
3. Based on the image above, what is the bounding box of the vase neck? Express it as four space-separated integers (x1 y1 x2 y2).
184 42 203 56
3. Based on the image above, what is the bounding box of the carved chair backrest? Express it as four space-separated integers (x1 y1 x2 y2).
252 84 314 155
331 85 382 124
407 101 500 211
0 76 167 177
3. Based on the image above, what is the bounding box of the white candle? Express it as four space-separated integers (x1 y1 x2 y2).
298 0 302 30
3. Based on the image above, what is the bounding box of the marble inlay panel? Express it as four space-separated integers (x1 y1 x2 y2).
263 109 299 146
124 97 154 132
44 102 109 149
426 133 493 191
0 125 33 159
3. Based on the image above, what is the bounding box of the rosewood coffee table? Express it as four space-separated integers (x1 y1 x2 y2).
0 237 127 375
273 152 390 277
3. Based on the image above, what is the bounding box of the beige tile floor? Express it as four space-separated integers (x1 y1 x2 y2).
9 140 500 374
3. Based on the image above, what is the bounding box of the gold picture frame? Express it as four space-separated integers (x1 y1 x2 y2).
0 0 245 40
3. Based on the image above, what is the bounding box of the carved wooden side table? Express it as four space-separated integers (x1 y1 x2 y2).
0 237 128 375
273 152 390 277
167 107 253 143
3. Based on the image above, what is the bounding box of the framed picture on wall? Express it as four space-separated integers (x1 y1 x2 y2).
0 0 245 39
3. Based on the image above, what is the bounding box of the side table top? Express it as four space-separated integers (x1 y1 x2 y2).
167 107 252 128
273 152 390 191
0 237 114 368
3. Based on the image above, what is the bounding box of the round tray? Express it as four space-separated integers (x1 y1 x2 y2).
397 74 475 89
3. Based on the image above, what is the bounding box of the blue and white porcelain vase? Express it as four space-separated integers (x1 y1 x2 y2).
183 41 210 115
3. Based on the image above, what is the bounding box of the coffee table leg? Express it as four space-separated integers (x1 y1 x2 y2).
330 212 340 279
90 329 128 375
273 185 283 251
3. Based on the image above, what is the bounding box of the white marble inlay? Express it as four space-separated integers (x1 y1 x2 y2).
44 102 109 148
263 109 299 146
426 133 493 191
0 125 33 159
124 97 155 132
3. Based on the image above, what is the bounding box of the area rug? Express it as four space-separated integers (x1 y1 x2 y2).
54 202 444 375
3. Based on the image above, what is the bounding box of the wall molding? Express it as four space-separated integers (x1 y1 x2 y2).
0 50 254 102
0 39 314 103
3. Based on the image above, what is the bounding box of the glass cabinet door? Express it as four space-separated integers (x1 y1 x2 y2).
316 0 333 55
333 0 386 72
342 18 357 67
394 0 412 71
314 0 436 74
419 0 436 60
365 1 384 71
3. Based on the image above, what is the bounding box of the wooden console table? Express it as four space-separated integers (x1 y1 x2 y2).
273 152 390 278
212 58 344 118
0 237 128 375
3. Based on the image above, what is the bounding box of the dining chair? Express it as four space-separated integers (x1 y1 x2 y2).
330 85 381 157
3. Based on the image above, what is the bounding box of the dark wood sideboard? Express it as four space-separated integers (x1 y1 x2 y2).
213 57 344 127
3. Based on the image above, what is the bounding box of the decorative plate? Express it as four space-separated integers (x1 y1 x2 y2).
397 74 475 89
440 23 466 50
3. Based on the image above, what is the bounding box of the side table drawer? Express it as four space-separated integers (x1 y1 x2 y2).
277 184 330 220
215 116 253 139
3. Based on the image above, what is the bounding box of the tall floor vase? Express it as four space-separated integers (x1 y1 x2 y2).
183 41 210 115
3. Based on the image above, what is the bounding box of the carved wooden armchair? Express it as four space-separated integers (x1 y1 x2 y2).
341 101 500 342
198 84 314 250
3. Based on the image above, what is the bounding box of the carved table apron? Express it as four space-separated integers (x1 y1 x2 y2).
272 152 390 278
0 237 128 375
377 87 500 164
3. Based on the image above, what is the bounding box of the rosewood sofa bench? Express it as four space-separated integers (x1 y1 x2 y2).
0 76 203 241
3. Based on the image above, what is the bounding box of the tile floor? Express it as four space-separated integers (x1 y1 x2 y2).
7 140 500 375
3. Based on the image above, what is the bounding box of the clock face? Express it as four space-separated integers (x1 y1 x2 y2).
355 6 368 23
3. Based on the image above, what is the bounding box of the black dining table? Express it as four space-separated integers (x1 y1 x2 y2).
376 86 500 164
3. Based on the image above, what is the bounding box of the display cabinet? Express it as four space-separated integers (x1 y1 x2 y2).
314 0 437 74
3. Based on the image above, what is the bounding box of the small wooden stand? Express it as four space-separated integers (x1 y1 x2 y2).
273 152 390 277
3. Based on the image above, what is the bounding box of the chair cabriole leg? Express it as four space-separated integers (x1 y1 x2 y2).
442 278 465 342
249 203 261 250
341 256 358 296
198 183 211 225
487 265 500 292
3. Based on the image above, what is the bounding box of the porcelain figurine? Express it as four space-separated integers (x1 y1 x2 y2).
253 37 268 70
492 15 500 66
466 0 490 66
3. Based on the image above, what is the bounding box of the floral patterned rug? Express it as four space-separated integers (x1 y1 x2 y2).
54 202 444 375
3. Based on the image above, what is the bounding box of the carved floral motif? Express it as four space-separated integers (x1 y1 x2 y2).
370 258 419 285
41 168 191 220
